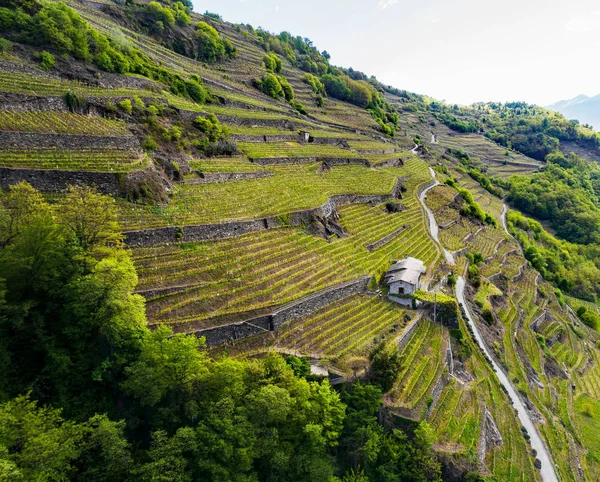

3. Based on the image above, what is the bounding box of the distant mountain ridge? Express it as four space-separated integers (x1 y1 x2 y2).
547 94 600 130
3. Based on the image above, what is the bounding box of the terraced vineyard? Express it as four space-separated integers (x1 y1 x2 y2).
275 294 408 357
2 0 600 479
118 160 423 228
0 111 131 136
0 148 146 171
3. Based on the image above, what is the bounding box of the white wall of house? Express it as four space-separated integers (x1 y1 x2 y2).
389 280 417 295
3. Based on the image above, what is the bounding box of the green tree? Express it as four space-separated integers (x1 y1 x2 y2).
369 342 402 392
122 326 207 407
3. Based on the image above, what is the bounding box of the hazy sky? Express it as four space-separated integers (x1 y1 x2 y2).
194 0 600 106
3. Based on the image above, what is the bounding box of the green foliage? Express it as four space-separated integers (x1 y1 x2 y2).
263 51 283 73
294 102 307 115
444 178 496 226
449 329 472 360
196 21 236 62
37 50 54 69
254 73 294 101
64 90 86 111
146 1 175 27
285 354 311 378
369 342 401 392
122 325 207 407
337 383 441 480
1 0 211 103
507 151 600 244
184 78 209 103
303 73 326 95
193 113 227 142
508 210 600 300
576 306 600 331
118 98 132 114
0 36 10 52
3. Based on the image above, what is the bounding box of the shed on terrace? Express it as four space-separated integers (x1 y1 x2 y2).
384 256 426 306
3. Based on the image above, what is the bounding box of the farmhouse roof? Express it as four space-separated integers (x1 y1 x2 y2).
384 257 426 286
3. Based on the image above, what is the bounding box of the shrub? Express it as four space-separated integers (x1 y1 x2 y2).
64 90 86 111
369 342 401 392
118 99 132 114
294 102 307 115
142 135 158 151
204 139 238 157
38 50 55 70
303 73 325 95
193 113 226 142
263 52 282 73
185 78 209 104
195 21 235 63
254 73 283 99
0 37 11 53
482 308 494 325
132 96 145 112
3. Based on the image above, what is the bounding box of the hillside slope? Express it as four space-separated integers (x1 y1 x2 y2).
1 0 600 480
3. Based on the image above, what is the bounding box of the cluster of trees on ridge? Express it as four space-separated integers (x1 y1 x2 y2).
0 0 217 105
250 27 399 135
0 182 452 481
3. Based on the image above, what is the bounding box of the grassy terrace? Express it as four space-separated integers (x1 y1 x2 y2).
0 148 146 171
238 142 363 159
188 156 264 173
424 310 539 479
131 157 436 329
119 158 427 228
348 140 399 151
0 111 131 136
274 294 407 358
0 71 159 98
392 318 445 410
226 125 369 140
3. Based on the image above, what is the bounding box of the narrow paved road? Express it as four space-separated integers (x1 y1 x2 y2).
456 277 558 482
501 202 524 255
419 167 454 264
417 174 558 480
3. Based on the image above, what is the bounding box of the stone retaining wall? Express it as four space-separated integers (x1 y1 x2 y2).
196 276 371 345
125 193 393 247
0 131 140 150
230 134 299 143
366 224 409 252
190 171 273 183
397 315 423 351
0 167 121 195
0 93 69 113
250 156 370 166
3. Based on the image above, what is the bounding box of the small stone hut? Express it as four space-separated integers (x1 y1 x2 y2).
384 256 426 306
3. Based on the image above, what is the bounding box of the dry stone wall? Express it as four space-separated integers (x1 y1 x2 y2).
0 131 140 150
125 193 393 247
0 167 121 194
0 93 69 113
191 171 273 183
195 276 371 345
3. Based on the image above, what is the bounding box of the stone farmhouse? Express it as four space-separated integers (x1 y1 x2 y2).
384 256 426 306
